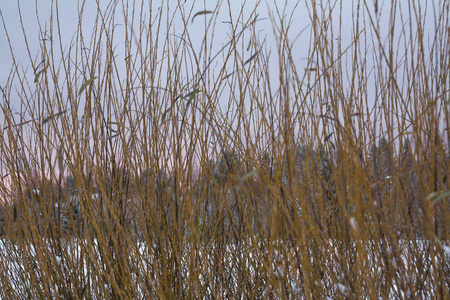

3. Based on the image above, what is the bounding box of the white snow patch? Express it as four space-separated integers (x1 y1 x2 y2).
391 257 397 269
350 217 358 231
291 282 301 294
443 245 450 256
335 283 347 294
274 266 284 278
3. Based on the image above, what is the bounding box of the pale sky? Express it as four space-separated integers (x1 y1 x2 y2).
0 0 441 139
0 0 445 194
0 0 364 110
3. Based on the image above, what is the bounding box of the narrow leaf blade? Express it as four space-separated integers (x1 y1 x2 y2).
244 52 259 66
34 68 46 83
191 10 213 23
79 76 97 94
42 109 68 124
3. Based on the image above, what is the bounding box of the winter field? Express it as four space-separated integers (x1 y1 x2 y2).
0 237 448 299
0 0 449 299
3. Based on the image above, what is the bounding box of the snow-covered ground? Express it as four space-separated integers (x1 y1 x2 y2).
0 237 448 299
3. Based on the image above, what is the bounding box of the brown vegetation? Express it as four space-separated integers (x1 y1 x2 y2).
0 0 448 298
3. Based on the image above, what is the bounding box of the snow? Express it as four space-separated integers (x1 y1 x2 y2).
349 217 358 231
390 257 397 269
291 282 301 294
0 238 445 298
335 283 347 294
443 245 450 256
273 265 284 278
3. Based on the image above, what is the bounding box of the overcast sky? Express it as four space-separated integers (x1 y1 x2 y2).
0 1 364 105
0 0 439 128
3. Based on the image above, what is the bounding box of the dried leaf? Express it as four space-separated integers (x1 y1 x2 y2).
34 67 47 83
236 169 257 191
162 108 171 119
191 10 213 23
79 76 97 94
185 88 200 105
42 109 68 124
319 114 335 121
324 132 334 142
107 132 120 141
57 144 65 174
244 52 259 66
3 119 33 131
427 190 450 204
221 71 235 81
247 39 252 51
